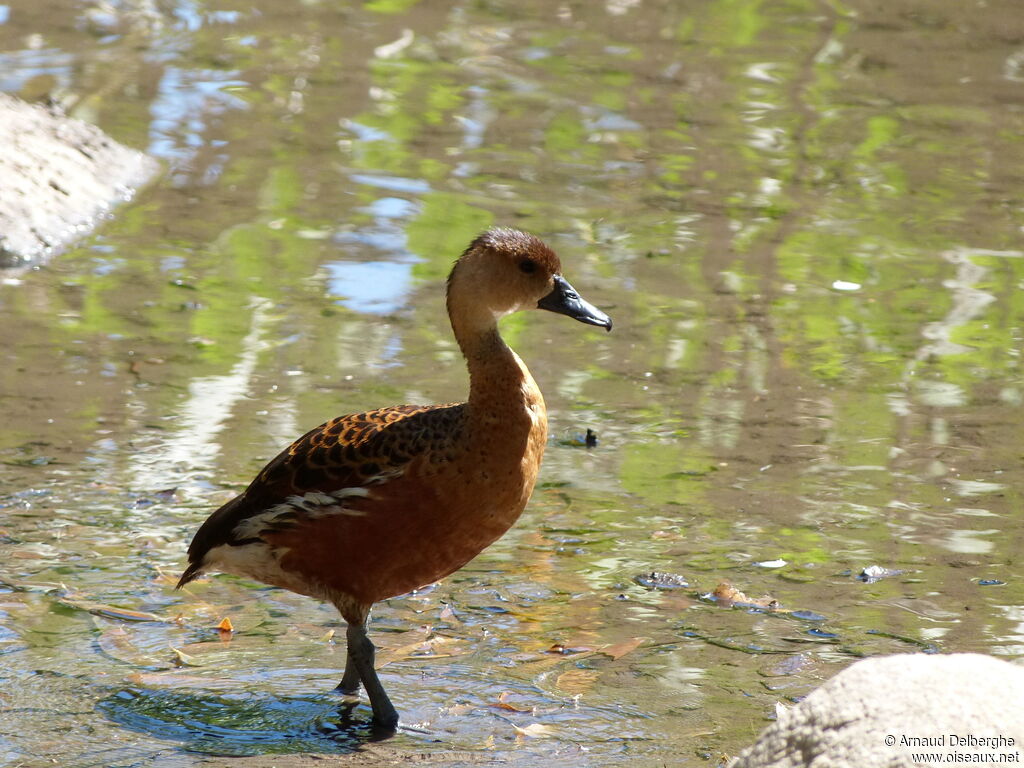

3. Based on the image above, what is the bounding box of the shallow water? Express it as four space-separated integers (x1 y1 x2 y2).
1 0 1023 765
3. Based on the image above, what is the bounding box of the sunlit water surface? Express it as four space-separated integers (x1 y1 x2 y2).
1 0 1023 766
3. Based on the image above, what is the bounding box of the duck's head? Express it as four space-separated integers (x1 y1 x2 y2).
447 228 612 335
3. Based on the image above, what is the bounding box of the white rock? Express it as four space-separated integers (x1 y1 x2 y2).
0 93 159 267
731 653 1024 768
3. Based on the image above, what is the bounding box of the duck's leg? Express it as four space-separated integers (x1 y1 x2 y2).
344 620 399 729
336 653 361 695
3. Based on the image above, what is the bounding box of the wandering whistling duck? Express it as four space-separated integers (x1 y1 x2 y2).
176 228 612 729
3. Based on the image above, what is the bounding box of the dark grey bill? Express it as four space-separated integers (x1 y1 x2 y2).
537 275 612 331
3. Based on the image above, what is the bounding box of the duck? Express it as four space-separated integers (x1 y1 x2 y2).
176 228 612 730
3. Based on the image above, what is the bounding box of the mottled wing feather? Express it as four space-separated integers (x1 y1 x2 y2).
179 402 466 586
255 404 440 495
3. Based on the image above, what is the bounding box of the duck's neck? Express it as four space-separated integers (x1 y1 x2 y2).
455 322 545 427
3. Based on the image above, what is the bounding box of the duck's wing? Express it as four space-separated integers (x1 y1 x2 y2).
177 402 464 587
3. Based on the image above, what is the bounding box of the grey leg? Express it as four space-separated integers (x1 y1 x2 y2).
336 652 361 695
345 621 399 730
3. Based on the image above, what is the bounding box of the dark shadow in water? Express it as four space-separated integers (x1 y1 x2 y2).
96 687 396 756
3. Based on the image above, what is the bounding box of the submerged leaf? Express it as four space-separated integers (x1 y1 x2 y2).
171 647 204 667
59 597 165 623
97 625 169 669
374 630 470 668
493 692 532 713
597 637 646 660
512 723 553 739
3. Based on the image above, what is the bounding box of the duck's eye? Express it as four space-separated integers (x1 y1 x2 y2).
519 258 537 274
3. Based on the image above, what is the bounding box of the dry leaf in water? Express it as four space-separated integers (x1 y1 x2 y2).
97 625 167 669
59 597 164 623
171 647 203 667
493 692 532 713
513 723 553 739
374 631 468 668
598 636 646 660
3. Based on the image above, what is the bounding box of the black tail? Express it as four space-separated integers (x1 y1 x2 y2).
176 492 254 590
176 561 203 589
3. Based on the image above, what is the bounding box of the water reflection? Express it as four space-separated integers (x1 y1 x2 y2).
324 260 414 315
148 68 250 163
0 48 73 92
1 0 1023 765
127 298 272 490
98 687 368 756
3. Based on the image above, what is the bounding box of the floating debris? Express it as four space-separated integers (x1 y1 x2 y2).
559 428 599 448
858 565 906 583
708 581 781 611
545 643 594 655
753 559 788 569
633 571 690 590
215 616 234 641
978 579 1005 586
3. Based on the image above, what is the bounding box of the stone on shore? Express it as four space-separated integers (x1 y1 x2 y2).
730 653 1024 768
0 93 159 268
